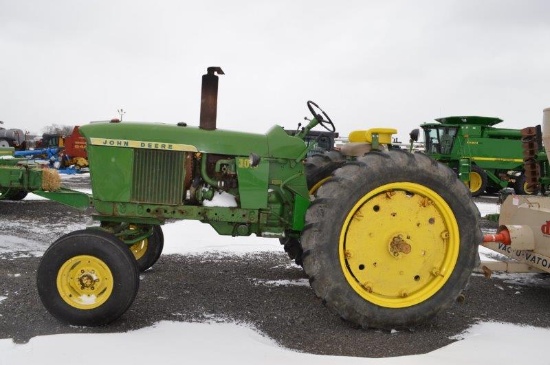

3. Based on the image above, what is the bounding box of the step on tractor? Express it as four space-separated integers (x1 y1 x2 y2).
482 107 550 276
412 115 548 197
33 67 481 329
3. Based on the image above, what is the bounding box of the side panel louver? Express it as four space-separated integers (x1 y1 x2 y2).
132 149 186 204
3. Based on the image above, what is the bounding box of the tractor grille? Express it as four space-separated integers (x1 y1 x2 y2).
132 149 186 205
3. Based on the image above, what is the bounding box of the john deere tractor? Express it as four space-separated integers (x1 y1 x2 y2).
34 67 481 329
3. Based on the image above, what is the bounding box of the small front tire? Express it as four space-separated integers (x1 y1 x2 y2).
37 229 140 326
130 225 164 272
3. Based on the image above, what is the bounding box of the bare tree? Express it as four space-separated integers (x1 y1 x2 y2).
42 124 74 136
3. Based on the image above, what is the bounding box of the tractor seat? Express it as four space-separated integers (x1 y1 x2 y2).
348 128 397 144
340 128 398 157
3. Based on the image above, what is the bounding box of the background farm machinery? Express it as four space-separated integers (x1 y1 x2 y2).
12 126 88 172
413 116 549 197
0 147 60 200
0 122 27 150
480 108 550 276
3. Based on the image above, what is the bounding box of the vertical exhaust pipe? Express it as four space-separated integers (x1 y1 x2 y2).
200 66 224 130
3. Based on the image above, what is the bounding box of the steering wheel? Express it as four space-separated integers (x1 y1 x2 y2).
307 100 336 132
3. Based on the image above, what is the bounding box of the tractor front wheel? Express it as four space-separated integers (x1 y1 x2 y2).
130 225 164 272
37 229 140 326
301 150 480 329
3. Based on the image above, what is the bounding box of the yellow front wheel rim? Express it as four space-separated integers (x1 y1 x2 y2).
56 255 114 310
339 182 460 308
130 239 148 260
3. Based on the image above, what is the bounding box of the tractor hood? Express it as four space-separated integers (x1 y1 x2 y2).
79 121 307 159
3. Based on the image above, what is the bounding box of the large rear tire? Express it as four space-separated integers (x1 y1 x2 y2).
305 150 345 194
301 150 480 329
37 229 140 326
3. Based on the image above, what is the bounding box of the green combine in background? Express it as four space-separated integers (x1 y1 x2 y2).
414 116 549 196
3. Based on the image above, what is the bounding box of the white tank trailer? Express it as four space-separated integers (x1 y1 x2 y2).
482 107 550 274
0 126 26 148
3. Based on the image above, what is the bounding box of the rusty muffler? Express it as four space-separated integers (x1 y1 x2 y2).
200 66 225 130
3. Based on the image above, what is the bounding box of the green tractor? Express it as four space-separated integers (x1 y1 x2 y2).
416 116 548 196
34 67 481 329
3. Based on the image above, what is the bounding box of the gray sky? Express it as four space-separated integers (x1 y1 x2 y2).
1 0 549 142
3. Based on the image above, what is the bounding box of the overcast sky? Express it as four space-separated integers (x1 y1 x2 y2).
1 0 549 141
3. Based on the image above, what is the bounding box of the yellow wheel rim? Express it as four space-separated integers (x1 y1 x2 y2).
56 255 114 310
309 177 331 195
468 171 482 193
130 238 148 261
339 182 460 308
523 182 535 195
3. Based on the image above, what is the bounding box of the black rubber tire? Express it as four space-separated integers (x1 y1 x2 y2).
0 188 28 201
280 150 344 265
305 150 345 193
514 173 538 195
133 225 164 272
469 165 487 197
301 149 481 329
36 229 140 326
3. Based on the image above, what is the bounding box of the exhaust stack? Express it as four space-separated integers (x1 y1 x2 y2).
200 66 225 130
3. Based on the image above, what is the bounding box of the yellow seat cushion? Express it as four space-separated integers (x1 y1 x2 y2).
348 128 397 144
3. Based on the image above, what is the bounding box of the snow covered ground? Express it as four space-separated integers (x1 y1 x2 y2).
1 193 549 365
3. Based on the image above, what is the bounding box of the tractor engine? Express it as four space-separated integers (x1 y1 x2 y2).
187 153 239 204
202 154 238 190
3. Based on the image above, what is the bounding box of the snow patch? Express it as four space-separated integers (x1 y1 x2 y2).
203 191 238 207
2 320 550 365
251 278 310 287
476 201 500 217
